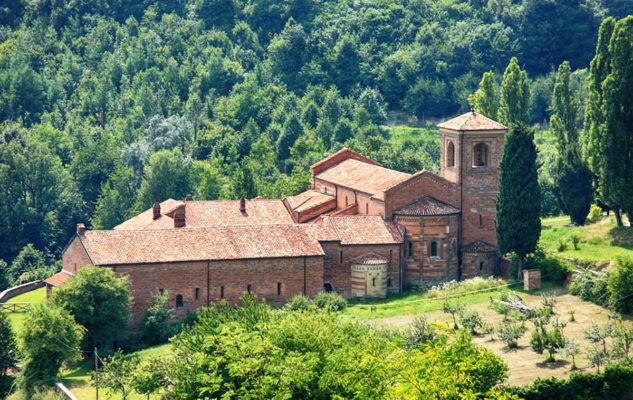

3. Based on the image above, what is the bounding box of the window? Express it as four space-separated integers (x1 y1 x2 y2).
247 284 252 294
365 203 369 214
473 143 489 167
372 277 376 287
430 241 438 257
389 249 393 261
176 294 184 309
479 214 483 228
159 288 164 295
277 282 282 296
220 285 225 299
324 187 328 194
447 141 455 167
195 287 200 300
339 250 343 264
345 196 349 206
407 241 413 258
387 277 392 287
479 261 485 271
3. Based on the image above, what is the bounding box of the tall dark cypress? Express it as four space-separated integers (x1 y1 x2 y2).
496 124 541 278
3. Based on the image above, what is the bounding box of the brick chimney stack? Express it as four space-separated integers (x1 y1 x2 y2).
174 209 186 228
76 223 86 235
152 202 161 220
239 198 246 213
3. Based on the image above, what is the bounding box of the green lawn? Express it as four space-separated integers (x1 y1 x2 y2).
4 287 47 332
343 280 559 320
540 215 633 264
383 124 439 146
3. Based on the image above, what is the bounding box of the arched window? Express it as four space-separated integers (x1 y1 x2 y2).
176 294 184 309
365 203 369 214
473 143 489 167
372 277 376 287
447 141 455 167
407 241 413 258
430 241 438 257
387 277 392 287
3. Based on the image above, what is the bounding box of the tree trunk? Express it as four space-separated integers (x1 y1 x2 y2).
615 208 623 227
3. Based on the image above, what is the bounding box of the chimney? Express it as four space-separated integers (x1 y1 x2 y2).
152 202 161 220
76 223 86 235
185 194 193 202
239 198 246 213
174 209 186 228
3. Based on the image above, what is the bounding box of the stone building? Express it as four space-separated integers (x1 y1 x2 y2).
55 112 507 323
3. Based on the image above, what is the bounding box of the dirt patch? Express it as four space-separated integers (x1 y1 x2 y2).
368 289 622 386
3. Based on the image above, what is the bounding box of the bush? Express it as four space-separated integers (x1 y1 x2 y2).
459 310 485 335
570 235 581 250
526 249 571 283
139 291 176 346
608 257 633 314
285 294 312 311
426 277 506 298
588 204 603 223
569 270 597 301
557 239 568 252
313 292 347 312
497 322 527 349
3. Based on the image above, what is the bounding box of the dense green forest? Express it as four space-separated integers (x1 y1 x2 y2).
0 0 631 285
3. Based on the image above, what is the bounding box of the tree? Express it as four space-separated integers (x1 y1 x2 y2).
498 58 530 127
91 166 137 229
267 18 306 91
98 351 140 400
561 338 580 370
469 71 498 120
496 124 541 278
139 290 175 346
232 161 257 199
551 61 592 225
135 149 193 211
355 88 388 124
8 244 51 286
51 266 131 351
331 35 361 95
276 113 303 161
19 304 84 392
0 260 8 291
0 311 17 379
607 257 633 314
602 17 633 221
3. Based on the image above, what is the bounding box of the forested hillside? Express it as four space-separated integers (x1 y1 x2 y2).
0 0 631 284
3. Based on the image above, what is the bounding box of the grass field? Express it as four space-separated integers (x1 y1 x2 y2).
4 287 47 331
540 215 633 264
383 124 439 146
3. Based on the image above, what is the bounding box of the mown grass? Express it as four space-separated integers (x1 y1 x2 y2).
540 215 633 264
343 280 559 320
5 287 47 332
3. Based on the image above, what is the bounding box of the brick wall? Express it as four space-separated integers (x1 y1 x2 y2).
383 172 460 219
461 252 496 279
62 236 93 273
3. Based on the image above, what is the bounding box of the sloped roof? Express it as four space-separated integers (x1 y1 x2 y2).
315 159 410 196
114 199 183 230
437 112 507 132
78 225 324 265
310 148 381 176
351 252 389 265
394 196 460 216
324 216 403 245
284 190 335 213
462 240 498 253
44 270 73 287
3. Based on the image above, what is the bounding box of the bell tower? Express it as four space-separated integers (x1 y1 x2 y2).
437 112 508 249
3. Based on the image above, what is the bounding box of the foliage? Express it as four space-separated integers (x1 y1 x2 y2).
0 311 17 382
312 291 347 312
7 244 54 286
510 364 633 400
139 290 176 346
97 351 140 400
459 309 485 335
469 71 498 119
530 318 567 362
569 270 609 306
443 299 465 329
50 266 131 351
607 256 633 314
497 322 527 349
496 124 541 275
499 58 531 127
284 294 312 311
426 277 506 298
589 205 604 223
18 304 84 393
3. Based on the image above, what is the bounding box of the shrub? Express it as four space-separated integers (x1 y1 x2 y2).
588 204 603 223
526 250 570 283
497 322 527 349
313 292 347 312
608 257 633 314
139 290 176 346
442 299 464 329
557 239 568 252
426 277 506 298
285 294 311 311
459 309 485 335
569 270 597 301
570 235 581 250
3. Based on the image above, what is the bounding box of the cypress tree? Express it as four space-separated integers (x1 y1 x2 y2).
496 124 541 278
551 61 593 225
603 16 633 222
468 71 498 119
499 58 531 127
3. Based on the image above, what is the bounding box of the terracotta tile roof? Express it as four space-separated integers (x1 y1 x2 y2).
115 199 293 230
462 240 498 253
310 148 381 176
324 216 403 245
44 271 73 287
302 221 339 242
78 225 324 265
437 112 507 132
184 199 293 227
351 252 389 265
285 190 335 213
114 199 183 230
394 196 460 216
315 159 410 195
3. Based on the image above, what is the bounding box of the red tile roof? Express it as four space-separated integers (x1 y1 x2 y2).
114 199 183 230
324 216 403 245
462 240 498 253
437 112 507 132
351 252 389 265
285 190 335 213
394 196 460 216
310 148 381 176
79 225 324 265
44 271 73 287
315 159 410 196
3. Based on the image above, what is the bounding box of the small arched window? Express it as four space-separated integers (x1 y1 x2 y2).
176 294 184 309
407 241 414 258
387 277 392 287
430 241 438 257
447 141 455 167
372 277 376 287
473 143 489 167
